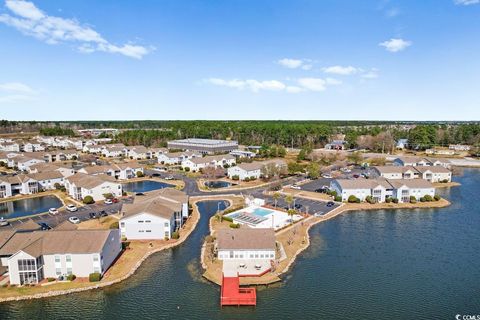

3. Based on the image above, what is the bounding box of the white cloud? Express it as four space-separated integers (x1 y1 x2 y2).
361 68 380 79
0 82 36 94
205 78 286 92
277 58 303 69
322 65 359 75
379 38 412 52
385 7 400 18
0 81 37 104
277 58 313 70
454 0 479 5
297 78 327 92
205 76 341 93
0 0 151 59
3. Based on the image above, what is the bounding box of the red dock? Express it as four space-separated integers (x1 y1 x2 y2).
220 274 256 306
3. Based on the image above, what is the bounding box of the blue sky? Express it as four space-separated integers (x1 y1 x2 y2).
0 0 479 121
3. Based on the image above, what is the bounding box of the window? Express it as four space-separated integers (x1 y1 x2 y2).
93 255 99 262
93 267 100 273
164 231 169 238
138 220 144 223
120 222 125 228
67 268 72 275
139 230 145 233
164 222 169 227
66 255 72 263
145 220 151 223
18 259 36 272
56 268 61 276
146 230 151 233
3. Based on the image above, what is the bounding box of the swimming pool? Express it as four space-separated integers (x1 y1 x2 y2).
250 207 274 217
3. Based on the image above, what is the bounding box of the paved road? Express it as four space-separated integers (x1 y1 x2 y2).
1 172 330 232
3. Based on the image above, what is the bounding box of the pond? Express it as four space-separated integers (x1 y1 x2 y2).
204 180 235 189
0 195 63 219
1 171 480 319
122 180 174 193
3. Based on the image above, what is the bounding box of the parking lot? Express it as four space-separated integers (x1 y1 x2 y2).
262 195 339 216
3 199 131 231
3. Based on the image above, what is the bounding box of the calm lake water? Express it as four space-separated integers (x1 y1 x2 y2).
0 195 62 219
204 180 234 188
1 169 479 319
122 180 173 193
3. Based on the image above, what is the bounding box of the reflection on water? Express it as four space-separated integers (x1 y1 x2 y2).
1 171 480 319
0 195 62 219
122 180 173 193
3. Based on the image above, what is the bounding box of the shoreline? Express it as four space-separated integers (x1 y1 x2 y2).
0 196 207 303
200 197 451 286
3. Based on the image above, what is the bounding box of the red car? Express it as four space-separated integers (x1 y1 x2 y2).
111 198 119 203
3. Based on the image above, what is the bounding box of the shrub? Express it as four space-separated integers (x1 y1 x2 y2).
89 272 101 282
424 195 433 202
420 196 426 202
287 209 297 215
54 183 62 190
136 171 144 178
205 235 215 243
334 195 342 202
223 164 230 168
392 198 399 204
410 196 417 203
441 179 449 183
244 177 250 182
171 231 180 239
103 193 113 199
365 195 375 204
122 241 130 250
184 167 190 172
222 216 233 222
347 195 359 203
110 221 119 229
328 190 338 197
2 284 7 288
47 277 56 282
67 274 76 281
83 196 94 204
434 194 441 201
385 197 392 203
231 175 239 181
229 223 240 229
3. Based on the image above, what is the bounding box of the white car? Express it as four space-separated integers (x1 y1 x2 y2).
164 176 174 180
0 217 9 227
322 173 332 179
66 205 78 212
290 184 301 190
49 208 59 215
104 199 113 205
341 168 351 173
68 216 80 224
154 167 168 172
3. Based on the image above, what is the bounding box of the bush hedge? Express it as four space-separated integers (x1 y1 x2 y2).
392 198 399 204
171 231 180 239
347 195 360 203
231 175 239 180
89 273 101 282
229 223 240 229
334 195 342 202
110 221 119 229
434 194 441 201
222 216 233 222
67 274 76 281
83 195 94 204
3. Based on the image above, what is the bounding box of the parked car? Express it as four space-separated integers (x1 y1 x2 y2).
353 174 360 179
0 217 9 227
326 201 335 207
66 205 78 212
294 203 303 209
153 167 168 172
321 173 332 179
164 175 174 180
112 198 119 203
135 192 145 196
49 208 59 215
314 212 324 217
341 168 351 173
290 184 301 190
68 216 80 224
99 210 108 217
38 222 51 230
89 212 97 219
104 199 113 205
